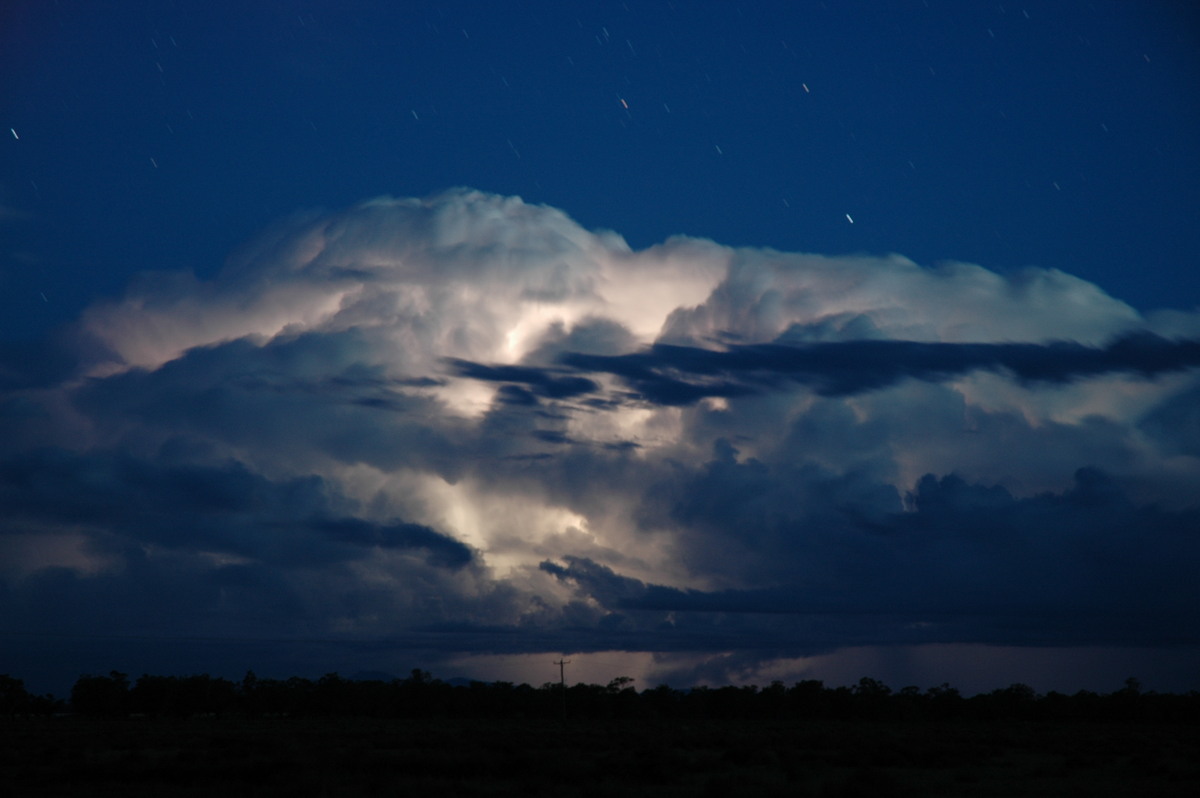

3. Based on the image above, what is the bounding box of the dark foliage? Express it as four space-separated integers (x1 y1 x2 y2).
3 671 1199 796
4 669 1197 724
3 669 1198 725
70 671 131 717
0 674 62 716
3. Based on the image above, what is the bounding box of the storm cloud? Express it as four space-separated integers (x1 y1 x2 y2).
2 189 1198 692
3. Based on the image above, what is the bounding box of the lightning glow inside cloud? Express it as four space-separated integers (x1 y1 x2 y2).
2 189 1198 692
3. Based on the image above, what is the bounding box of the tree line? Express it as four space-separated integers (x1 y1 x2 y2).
2 670 1196 723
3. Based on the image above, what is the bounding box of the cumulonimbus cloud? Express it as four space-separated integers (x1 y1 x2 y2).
2 189 1198 690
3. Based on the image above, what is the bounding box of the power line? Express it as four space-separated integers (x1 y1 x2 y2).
553 658 570 721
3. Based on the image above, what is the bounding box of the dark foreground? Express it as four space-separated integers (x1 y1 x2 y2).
3 716 1197 797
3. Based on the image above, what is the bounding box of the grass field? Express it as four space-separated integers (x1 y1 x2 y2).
3 715 1197 797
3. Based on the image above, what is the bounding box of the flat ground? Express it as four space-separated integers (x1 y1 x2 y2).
2 716 1197 797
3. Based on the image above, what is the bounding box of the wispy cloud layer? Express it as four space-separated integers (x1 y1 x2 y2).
2 190 1198 691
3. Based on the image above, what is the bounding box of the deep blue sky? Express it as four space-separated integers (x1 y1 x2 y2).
3 0 1198 340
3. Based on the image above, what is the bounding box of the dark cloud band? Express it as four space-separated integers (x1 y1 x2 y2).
552 332 1200 404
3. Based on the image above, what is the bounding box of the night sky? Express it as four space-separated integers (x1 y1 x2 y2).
2 0 1199 697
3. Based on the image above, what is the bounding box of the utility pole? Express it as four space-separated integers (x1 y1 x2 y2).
553 658 570 721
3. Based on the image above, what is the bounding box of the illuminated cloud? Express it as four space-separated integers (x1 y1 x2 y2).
2 189 1198 691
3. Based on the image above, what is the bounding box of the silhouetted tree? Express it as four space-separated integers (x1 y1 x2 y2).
851 677 893 719
1 674 33 715
973 682 1039 719
18 667 1196 723
924 682 965 720
642 684 680 718
71 671 130 716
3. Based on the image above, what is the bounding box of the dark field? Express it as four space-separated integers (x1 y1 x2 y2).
3 715 1197 797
